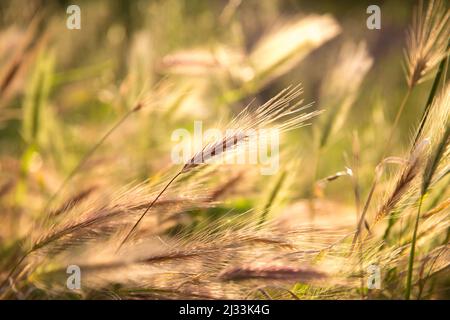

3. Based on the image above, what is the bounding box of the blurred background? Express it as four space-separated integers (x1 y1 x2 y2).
0 0 426 206
1 0 449 300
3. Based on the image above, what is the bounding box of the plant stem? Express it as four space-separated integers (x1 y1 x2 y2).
0 250 31 295
259 170 286 227
350 134 365 299
413 41 449 147
352 178 376 247
116 171 182 252
42 106 139 217
308 146 321 232
382 88 412 159
405 195 423 300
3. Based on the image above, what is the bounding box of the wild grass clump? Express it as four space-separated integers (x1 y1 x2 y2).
0 0 448 300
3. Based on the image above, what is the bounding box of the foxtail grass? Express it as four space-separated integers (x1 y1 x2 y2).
117 86 319 251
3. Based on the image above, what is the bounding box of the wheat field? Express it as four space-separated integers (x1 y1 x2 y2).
0 0 449 300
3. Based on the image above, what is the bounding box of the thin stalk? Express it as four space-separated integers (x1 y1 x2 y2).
382 88 412 159
42 104 142 222
116 171 182 252
417 244 446 300
1 104 143 293
405 195 423 299
259 170 286 227
352 179 377 247
351 166 365 299
351 133 365 299
413 41 450 147
0 250 31 295
308 146 322 231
